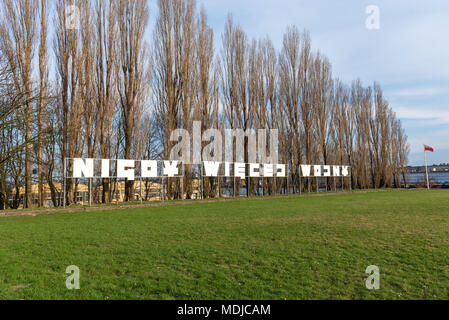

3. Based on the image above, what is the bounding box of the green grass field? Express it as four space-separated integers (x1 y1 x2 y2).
0 189 448 300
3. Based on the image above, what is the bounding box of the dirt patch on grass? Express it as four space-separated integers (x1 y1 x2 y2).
12 284 31 291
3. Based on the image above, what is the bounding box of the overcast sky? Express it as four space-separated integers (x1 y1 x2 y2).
149 0 449 165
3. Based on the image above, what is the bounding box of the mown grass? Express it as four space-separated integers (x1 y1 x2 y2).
0 189 448 300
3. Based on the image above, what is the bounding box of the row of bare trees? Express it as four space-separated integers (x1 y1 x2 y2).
0 0 409 209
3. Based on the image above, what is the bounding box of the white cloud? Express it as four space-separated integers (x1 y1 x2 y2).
393 106 449 125
408 137 449 154
387 86 449 97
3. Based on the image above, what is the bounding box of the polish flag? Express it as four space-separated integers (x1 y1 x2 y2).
424 145 434 152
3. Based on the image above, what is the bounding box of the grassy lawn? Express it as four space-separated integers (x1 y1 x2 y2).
0 189 448 300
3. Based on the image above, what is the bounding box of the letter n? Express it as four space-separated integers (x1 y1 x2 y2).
73 159 94 178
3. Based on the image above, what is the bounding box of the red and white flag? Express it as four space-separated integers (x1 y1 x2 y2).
424 145 434 152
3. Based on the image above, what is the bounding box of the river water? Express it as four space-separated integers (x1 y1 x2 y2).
408 172 449 184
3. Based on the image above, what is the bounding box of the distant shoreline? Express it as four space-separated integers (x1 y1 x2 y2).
407 165 449 174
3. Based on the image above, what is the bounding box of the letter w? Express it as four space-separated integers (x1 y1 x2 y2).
301 165 311 177
203 161 220 177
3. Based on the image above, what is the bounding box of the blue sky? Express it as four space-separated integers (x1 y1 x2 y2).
149 0 449 166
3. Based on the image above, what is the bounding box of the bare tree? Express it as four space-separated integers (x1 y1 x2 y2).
153 0 198 199
54 0 85 205
95 0 119 203
195 5 219 198
116 0 150 201
0 54 29 209
312 53 334 170
279 27 312 190
36 0 49 207
221 15 252 196
257 37 281 195
350 79 371 188
0 0 38 208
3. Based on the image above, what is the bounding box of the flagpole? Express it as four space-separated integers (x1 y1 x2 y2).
424 148 430 190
